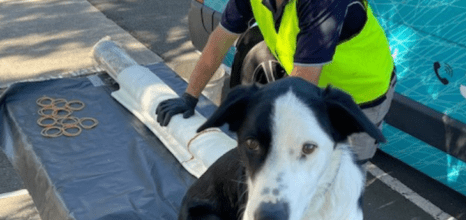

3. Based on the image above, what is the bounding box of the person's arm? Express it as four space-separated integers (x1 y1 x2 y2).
155 0 250 127
186 25 240 98
289 65 323 85
155 25 239 126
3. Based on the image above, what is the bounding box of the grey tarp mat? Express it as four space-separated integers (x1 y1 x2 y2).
0 63 228 220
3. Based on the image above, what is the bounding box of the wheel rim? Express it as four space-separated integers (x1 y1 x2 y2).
251 60 286 85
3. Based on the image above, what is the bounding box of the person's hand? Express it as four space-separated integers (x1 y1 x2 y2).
155 93 199 126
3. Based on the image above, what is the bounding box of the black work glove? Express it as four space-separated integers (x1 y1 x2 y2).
155 93 199 126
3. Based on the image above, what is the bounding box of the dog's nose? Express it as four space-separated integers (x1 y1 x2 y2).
254 202 289 220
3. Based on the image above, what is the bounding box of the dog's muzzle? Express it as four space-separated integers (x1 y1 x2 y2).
254 201 289 220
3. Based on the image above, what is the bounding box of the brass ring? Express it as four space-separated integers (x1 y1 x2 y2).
53 98 68 108
65 100 85 111
41 126 63 138
52 108 73 118
36 96 54 108
62 125 82 137
36 97 92 137
58 116 80 128
79 117 98 129
38 107 55 116
37 116 58 127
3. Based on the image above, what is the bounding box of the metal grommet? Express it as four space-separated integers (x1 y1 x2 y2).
79 117 98 129
52 108 73 118
37 116 58 127
41 126 63 138
36 96 55 108
53 98 68 108
62 125 82 137
65 100 85 111
58 116 79 128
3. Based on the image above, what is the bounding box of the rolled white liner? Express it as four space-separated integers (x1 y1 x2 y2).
92 38 236 178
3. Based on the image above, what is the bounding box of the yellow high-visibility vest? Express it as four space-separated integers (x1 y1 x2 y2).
250 0 394 104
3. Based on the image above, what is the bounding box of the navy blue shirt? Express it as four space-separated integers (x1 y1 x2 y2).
220 0 367 65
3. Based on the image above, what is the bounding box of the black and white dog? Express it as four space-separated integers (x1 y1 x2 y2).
179 77 385 220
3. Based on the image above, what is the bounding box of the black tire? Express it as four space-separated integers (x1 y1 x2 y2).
229 27 286 88
237 41 286 86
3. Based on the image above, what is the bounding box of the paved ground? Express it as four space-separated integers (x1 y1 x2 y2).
0 0 465 219
0 190 40 220
0 0 162 88
85 0 201 80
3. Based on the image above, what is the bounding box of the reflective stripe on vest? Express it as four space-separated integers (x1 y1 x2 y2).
250 0 394 104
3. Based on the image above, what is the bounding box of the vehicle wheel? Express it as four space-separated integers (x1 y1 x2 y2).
229 27 286 89
237 41 286 86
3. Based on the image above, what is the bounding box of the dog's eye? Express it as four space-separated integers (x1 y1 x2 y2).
302 142 317 154
245 139 260 151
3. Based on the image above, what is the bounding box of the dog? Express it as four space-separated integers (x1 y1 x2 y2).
178 77 386 220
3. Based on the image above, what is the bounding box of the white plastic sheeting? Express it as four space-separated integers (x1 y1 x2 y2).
93 38 236 178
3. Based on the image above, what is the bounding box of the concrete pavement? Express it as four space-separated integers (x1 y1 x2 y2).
0 0 162 88
86 0 201 81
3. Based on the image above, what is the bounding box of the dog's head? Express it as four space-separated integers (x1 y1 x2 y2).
198 77 385 220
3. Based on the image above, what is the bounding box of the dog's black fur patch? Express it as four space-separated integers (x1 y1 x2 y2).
178 149 247 220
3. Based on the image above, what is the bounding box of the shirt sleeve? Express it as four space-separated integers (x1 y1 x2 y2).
294 0 349 65
220 0 254 34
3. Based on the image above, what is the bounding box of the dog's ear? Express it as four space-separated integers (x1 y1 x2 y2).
197 84 261 132
322 86 386 143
